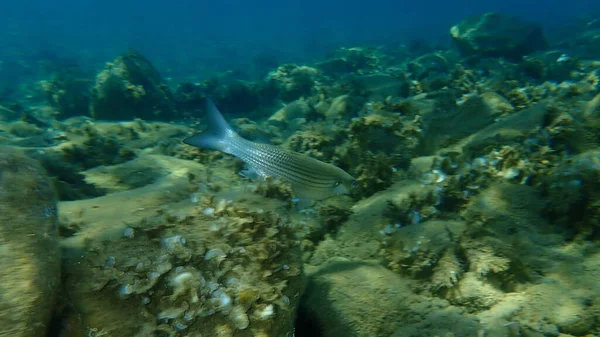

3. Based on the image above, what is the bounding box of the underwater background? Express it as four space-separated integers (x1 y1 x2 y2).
2 0 600 82
2 0 600 337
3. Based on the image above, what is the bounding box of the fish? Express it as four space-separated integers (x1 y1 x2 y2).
183 98 356 201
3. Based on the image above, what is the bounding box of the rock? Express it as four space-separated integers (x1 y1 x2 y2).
446 102 549 156
450 12 548 60
299 260 481 337
268 99 312 126
558 28 600 59
520 51 581 82
315 47 381 77
300 260 410 337
406 52 455 81
315 58 355 76
449 272 504 310
574 29 600 59
420 93 497 153
174 81 207 114
358 73 408 100
211 80 263 115
480 92 514 116
59 156 306 336
517 281 596 337
267 64 321 102
0 147 60 337
322 95 364 119
90 49 178 121
38 68 91 119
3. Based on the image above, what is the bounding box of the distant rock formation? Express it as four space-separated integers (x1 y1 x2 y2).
450 12 548 60
90 49 179 121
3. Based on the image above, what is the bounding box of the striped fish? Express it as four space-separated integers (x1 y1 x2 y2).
183 99 356 201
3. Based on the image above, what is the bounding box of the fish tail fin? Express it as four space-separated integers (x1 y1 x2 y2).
183 98 236 152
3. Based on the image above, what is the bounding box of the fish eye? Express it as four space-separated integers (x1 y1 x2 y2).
334 181 341 187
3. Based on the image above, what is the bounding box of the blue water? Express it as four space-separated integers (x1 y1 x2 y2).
1 0 599 81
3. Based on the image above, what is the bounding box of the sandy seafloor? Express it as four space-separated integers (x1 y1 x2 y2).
1 12 600 337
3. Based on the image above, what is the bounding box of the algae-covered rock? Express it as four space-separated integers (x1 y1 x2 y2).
542 150 600 236
406 52 455 81
300 261 412 337
521 51 582 82
64 204 305 337
568 28 600 59
314 58 355 76
321 94 364 120
356 73 408 100
446 102 549 156
61 162 306 337
450 12 548 60
267 64 322 102
334 109 422 197
38 68 92 119
300 260 481 337
267 99 313 126
420 93 497 153
315 47 383 77
0 147 60 337
90 49 178 121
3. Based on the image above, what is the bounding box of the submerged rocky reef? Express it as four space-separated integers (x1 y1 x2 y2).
1 11 600 337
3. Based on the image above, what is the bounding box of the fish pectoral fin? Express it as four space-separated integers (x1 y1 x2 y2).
239 169 259 180
238 165 266 180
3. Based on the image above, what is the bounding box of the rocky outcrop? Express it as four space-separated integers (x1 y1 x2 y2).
0 147 60 337
90 50 178 121
450 12 548 60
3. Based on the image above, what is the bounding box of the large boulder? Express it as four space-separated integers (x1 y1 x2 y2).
60 158 306 337
299 260 481 337
90 50 178 121
0 147 61 337
450 12 548 60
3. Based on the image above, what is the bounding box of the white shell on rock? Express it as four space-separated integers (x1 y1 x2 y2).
230 305 250 330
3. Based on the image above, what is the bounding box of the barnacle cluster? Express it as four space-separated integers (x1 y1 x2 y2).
67 196 305 336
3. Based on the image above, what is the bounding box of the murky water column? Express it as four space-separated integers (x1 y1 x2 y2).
0 147 60 337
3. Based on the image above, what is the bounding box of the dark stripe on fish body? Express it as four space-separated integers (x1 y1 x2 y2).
246 153 334 188
235 143 337 189
267 162 335 189
230 138 336 185
257 152 337 187
261 146 337 182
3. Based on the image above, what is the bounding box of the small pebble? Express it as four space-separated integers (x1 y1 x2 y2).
123 227 135 238
383 224 396 235
106 256 116 267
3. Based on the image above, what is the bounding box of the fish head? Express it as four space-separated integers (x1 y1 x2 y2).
331 171 357 196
